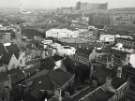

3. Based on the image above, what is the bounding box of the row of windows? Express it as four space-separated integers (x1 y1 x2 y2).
116 39 135 48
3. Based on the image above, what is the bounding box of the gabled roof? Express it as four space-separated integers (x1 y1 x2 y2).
30 69 72 98
0 43 19 65
48 69 72 87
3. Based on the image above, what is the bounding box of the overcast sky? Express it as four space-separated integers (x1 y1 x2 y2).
0 0 135 9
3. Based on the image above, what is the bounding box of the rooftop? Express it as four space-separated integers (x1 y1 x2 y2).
29 69 72 98
0 43 19 65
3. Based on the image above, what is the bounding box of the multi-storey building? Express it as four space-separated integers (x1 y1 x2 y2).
88 8 135 30
109 8 135 26
89 12 110 28
0 25 22 43
76 2 108 11
0 30 15 43
116 38 135 48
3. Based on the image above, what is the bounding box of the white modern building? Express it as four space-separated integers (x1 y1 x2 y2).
46 28 79 38
99 34 115 42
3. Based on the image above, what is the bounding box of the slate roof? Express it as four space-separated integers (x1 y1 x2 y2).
0 69 25 85
9 69 25 84
30 69 72 98
40 57 55 70
0 72 9 82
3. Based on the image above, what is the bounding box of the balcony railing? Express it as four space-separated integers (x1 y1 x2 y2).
78 82 128 101
79 86 103 101
108 82 128 101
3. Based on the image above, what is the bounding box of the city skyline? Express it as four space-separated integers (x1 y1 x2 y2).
0 0 135 9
